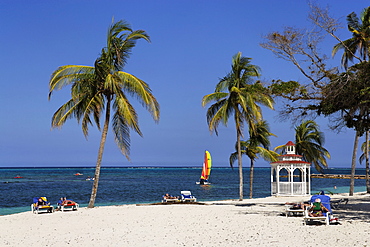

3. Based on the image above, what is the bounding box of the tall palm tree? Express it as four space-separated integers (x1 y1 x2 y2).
229 120 278 198
202 52 274 200
49 20 160 208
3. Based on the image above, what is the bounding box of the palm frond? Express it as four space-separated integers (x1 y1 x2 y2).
49 65 95 99
112 111 131 160
115 71 159 122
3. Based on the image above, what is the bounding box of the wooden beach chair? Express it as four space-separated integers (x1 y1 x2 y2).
31 197 54 214
181 191 197 202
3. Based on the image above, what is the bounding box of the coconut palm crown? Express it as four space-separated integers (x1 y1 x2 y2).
275 120 330 172
48 19 160 207
332 6 370 69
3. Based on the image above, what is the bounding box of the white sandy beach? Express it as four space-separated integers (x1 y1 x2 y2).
1 193 369 247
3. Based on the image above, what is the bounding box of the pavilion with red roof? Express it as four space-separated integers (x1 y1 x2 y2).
270 141 311 196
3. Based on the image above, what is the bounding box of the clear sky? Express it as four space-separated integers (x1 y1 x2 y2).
1 0 369 168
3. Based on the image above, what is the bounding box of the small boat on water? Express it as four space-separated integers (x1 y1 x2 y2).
14 175 23 179
74 173 83 176
196 150 212 185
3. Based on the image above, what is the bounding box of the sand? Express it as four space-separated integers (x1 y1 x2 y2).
1 193 369 247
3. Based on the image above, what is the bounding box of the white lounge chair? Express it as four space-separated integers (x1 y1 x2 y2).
181 191 197 202
31 197 54 214
162 197 180 203
303 194 332 225
57 200 79 212
285 204 305 217
303 206 330 225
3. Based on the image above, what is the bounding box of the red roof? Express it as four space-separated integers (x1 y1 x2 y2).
271 160 310 164
285 141 295 146
279 154 302 158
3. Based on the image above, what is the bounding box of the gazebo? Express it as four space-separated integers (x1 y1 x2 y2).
270 141 311 196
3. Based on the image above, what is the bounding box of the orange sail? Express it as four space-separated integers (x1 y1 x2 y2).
200 150 212 180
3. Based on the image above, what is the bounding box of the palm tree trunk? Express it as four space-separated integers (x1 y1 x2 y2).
88 98 111 208
249 159 254 199
349 131 359 196
366 131 370 193
235 116 243 201
237 131 243 201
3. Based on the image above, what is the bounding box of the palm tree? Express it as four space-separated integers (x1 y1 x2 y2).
332 6 370 69
294 120 330 172
229 120 278 198
202 52 274 200
276 120 330 172
48 20 160 208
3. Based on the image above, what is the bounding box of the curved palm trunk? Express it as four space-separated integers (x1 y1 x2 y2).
249 159 254 199
88 98 111 208
349 131 359 196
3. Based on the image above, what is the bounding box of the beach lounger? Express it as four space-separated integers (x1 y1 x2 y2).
303 194 332 225
330 198 349 209
161 195 180 203
181 191 197 202
31 197 54 214
57 199 79 212
285 204 305 217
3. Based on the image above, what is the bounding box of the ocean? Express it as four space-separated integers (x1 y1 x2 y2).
0 167 367 216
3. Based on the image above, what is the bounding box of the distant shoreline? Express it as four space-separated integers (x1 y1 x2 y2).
0 166 368 170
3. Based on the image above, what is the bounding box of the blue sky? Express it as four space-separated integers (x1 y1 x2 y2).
1 0 369 168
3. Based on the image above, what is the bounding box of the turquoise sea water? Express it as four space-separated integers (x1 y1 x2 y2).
0 167 367 215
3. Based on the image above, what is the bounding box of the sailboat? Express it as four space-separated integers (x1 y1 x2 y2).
196 150 212 185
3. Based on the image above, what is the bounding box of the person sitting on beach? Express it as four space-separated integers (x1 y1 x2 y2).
285 202 308 210
309 198 329 217
56 197 66 211
164 193 178 199
36 197 49 208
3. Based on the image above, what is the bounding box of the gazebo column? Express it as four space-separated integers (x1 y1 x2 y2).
277 166 280 195
290 165 294 195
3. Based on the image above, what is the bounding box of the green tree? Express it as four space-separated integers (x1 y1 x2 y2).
322 62 370 195
331 7 370 195
275 120 330 172
49 20 160 208
202 52 274 200
229 120 278 198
